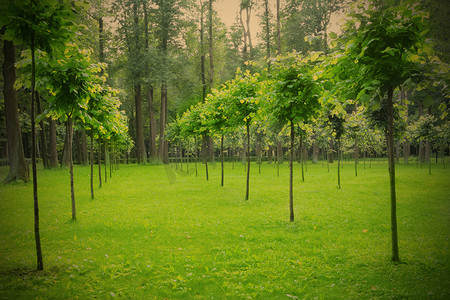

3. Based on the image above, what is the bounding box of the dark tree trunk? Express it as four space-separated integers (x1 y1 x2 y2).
221 133 224 186
355 139 359 177
403 137 409 164
208 0 214 90
159 83 168 163
98 139 102 188
104 140 108 183
66 117 76 221
35 92 49 169
61 125 71 168
276 0 281 54
289 121 295 222
300 134 304 182
2 40 29 183
245 123 251 200
312 137 319 164
268 145 273 164
31 40 44 270
147 87 157 162
135 84 146 164
387 87 400 262
48 118 58 168
90 131 94 199
337 138 341 189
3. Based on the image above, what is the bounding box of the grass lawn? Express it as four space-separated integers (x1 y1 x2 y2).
0 159 449 299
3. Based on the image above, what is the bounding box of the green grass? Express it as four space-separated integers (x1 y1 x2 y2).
0 159 449 299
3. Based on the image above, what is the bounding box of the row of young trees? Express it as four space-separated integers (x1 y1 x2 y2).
165 0 449 265
1 0 129 270
0 0 448 269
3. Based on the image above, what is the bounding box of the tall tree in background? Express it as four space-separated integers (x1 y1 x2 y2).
1 39 29 183
239 0 254 61
133 2 147 164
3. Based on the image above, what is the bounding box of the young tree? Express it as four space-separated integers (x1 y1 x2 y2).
223 68 261 200
339 0 430 262
0 0 76 271
267 53 321 221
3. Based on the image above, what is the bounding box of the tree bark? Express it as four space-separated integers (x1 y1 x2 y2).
276 0 281 55
245 122 250 200
35 92 49 169
289 121 295 222
387 87 400 262
31 38 44 270
159 82 168 163
90 131 94 199
66 117 76 221
147 87 157 162
135 84 146 164
221 133 224 186
337 138 341 189
2 40 29 183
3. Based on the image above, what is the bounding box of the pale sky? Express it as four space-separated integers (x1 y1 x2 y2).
214 0 344 43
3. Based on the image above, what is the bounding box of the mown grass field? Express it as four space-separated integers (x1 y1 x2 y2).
0 158 449 299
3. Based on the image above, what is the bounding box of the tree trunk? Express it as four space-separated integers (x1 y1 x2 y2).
245 123 250 200
135 84 146 164
31 40 44 270
66 117 76 221
387 87 400 263
48 118 58 168
2 40 29 183
208 0 214 90
104 140 108 183
337 138 341 189
36 92 49 169
90 131 94 199
159 82 168 163
289 121 294 222
312 137 319 164
354 139 359 177
403 137 409 164
268 145 273 164
300 134 304 182
147 87 157 162
61 125 71 168
221 133 224 186
276 0 281 54
98 139 102 188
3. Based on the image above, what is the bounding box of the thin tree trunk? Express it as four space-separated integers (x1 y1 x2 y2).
159 82 168 163
90 131 94 199
289 121 294 222
36 92 49 169
135 84 146 164
31 39 44 270
147 87 157 162
221 133 224 186
104 140 108 183
387 87 400 262
245 123 250 200
337 138 341 189
276 0 281 54
98 139 102 188
66 117 76 221
300 134 304 182
2 40 29 183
